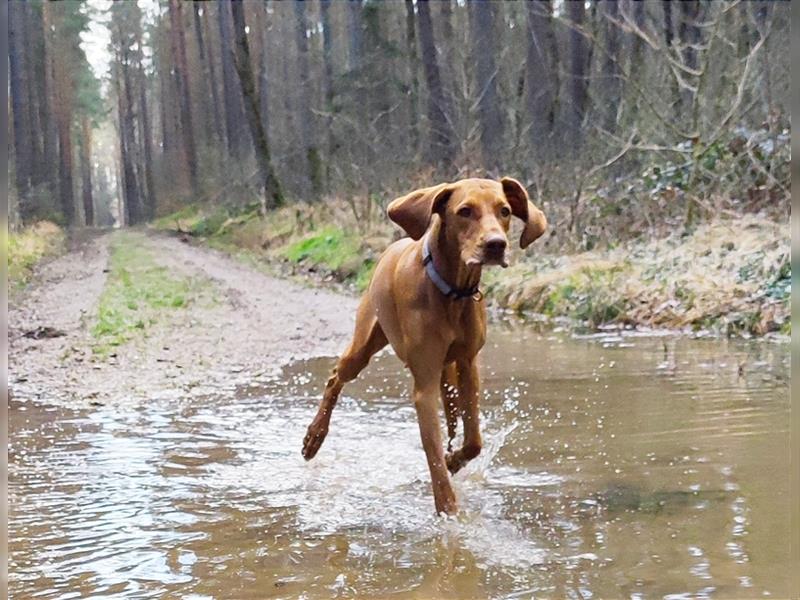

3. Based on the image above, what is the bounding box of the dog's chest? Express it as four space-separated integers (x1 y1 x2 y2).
445 302 486 357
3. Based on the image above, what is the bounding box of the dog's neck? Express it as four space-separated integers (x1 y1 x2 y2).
428 220 482 293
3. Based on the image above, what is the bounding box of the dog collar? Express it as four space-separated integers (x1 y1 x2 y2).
422 235 482 301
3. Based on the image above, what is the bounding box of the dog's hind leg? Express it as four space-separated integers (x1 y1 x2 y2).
440 362 460 453
302 296 387 460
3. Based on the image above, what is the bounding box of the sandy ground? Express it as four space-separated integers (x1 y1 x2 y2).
8 230 358 407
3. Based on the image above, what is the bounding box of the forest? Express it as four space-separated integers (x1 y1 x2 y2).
7 0 791 334
9 0 790 227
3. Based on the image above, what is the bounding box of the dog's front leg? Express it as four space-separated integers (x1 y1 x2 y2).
446 358 482 474
413 377 458 515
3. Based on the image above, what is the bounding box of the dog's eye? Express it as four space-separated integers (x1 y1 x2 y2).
457 207 472 218
500 206 511 218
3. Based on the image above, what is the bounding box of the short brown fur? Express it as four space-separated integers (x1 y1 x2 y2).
302 177 547 515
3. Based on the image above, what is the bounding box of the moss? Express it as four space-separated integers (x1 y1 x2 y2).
152 204 262 240
91 231 198 355
190 208 229 237
539 265 628 326
282 226 362 277
6 221 65 290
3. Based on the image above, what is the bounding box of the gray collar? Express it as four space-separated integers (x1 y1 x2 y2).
422 235 481 300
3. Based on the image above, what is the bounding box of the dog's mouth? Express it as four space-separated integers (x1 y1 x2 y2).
483 252 509 267
466 252 509 268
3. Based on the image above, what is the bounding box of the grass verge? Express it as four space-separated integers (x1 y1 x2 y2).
484 215 790 336
6 221 65 291
91 231 199 355
153 201 386 293
152 201 789 337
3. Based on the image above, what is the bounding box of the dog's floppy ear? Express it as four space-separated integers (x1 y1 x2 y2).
501 177 547 249
387 183 455 240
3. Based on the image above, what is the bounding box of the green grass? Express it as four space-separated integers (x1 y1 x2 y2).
283 227 359 268
542 266 629 327
151 202 379 292
91 231 196 355
280 226 378 291
6 221 65 290
190 208 230 237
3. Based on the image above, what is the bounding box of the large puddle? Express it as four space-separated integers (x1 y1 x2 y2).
8 325 791 598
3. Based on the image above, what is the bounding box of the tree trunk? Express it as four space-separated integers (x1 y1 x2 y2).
279 7 298 185
469 0 504 170
679 0 701 71
628 0 645 82
203 2 227 150
51 4 76 225
169 0 199 196
80 116 94 226
438 0 455 113
525 0 558 158
363 2 391 127
115 40 142 225
22 2 44 181
663 0 674 47
294 0 323 197
405 0 420 155
601 0 622 132
193 1 225 145
416 0 456 166
40 1 59 197
754 1 773 118
566 0 589 144
347 0 363 72
678 0 701 110
218 0 249 160
158 38 173 158
136 53 157 219
9 0 33 209
320 0 336 187
254 2 270 140
230 0 284 209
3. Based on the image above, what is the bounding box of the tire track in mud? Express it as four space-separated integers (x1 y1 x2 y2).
8 229 357 407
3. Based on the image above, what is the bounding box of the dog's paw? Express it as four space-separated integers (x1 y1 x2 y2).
445 451 465 475
435 490 459 516
302 425 328 460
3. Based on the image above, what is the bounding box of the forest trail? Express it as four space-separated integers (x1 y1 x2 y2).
8 229 358 407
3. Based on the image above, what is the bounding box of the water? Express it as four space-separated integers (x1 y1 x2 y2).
8 325 791 599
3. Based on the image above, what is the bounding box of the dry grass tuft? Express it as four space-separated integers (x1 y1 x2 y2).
486 215 789 335
7 221 66 289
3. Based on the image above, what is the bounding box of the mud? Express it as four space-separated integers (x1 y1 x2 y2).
8 229 357 407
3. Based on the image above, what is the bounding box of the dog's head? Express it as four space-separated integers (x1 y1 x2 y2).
387 177 547 267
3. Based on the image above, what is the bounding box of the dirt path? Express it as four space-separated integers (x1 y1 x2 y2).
8 229 358 406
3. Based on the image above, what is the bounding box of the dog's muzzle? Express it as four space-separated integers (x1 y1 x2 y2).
481 237 509 267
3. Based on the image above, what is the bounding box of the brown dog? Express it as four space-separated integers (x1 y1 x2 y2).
302 177 547 514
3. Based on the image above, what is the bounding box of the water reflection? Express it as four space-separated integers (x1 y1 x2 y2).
9 328 791 598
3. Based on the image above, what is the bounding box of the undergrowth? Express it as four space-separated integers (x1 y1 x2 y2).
154 201 385 292
152 198 789 337
6 221 65 291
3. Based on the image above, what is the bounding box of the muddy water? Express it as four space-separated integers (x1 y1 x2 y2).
8 326 791 599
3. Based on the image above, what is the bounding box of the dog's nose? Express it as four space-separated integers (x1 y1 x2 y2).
485 237 507 254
